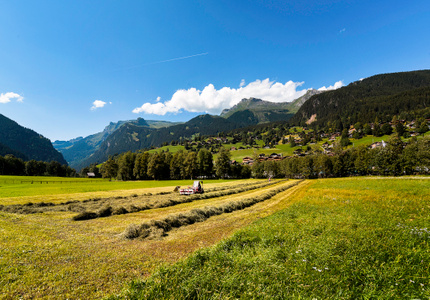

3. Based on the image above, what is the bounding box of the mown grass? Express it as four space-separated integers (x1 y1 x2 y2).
0 179 281 299
0 176 237 203
122 180 298 240
111 177 430 299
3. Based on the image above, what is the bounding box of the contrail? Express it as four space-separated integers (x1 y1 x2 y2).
121 52 209 70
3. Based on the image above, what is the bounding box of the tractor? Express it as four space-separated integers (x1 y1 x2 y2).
179 181 204 195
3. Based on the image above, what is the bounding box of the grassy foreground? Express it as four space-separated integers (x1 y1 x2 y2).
0 179 291 299
110 177 430 299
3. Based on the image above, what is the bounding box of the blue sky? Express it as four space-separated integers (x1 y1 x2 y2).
0 0 429 141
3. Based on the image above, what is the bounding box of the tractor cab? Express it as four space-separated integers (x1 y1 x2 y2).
179 181 204 195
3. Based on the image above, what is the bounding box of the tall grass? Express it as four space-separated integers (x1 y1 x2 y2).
111 178 430 299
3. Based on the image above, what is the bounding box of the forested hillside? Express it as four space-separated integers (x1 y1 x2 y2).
291 70 430 126
220 90 320 123
76 114 243 170
0 114 67 164
54 118 181 169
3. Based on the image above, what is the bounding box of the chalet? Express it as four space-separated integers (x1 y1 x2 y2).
293 149 303 155
328 134 339 141
348 127 357 135
406 121 416 129
87 172 95 178
369 141 387 149
242 156 254 165
231 147 237 151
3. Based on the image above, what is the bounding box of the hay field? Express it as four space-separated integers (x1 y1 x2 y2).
111 177 430 300
0 178 301 299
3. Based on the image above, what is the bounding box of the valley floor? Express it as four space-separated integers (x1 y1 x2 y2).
0 177 429 299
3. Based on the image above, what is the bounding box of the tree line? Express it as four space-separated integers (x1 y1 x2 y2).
84 147 251 180
84 135 429 181
0 154 76 177
253 136 430 178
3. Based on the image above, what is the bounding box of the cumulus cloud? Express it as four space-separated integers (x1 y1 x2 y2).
91 100 108 110
317 80 344 91
133 78 344 116
0 92 24 104
133 79 309 115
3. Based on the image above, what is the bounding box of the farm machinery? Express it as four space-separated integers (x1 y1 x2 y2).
179 181 204 195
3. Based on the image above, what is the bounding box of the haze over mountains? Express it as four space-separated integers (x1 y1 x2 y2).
1 70 429 171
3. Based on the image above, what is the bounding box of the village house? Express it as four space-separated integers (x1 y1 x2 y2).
369 141 387 149
242 156 254 165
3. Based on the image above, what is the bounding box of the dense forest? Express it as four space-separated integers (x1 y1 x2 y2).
0 155 75 177
292 70 430 127
0 114 67 165
84 133 429 181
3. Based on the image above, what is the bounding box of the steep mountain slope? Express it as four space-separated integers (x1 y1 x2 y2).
287 89 322 112
291 70 430 126
221 90 321 123
0 114 67 164
74 93 316 170
76 114 243 170
54 118 180 169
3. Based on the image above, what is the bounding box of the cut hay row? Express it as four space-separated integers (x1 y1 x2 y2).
0 181 268 215
123 180 302 240
71 180 284 221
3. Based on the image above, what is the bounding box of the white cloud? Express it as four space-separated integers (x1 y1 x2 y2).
317 80 344 91
133 78 344 116
91 100 107 110
339 28 346 34
0 92 23 104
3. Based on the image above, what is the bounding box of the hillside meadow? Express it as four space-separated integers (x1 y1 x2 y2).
0 176 428 299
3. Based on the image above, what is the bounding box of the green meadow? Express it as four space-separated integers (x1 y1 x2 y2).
111 177 430 299
0 176 429 299
0 175 235 203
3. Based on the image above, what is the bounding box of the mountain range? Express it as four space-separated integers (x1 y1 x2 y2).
1 69 429 171
56 96 306 170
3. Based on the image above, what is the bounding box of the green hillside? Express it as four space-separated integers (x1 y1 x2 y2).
54 118 181 169
292 70 430 127
0 114 66 164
